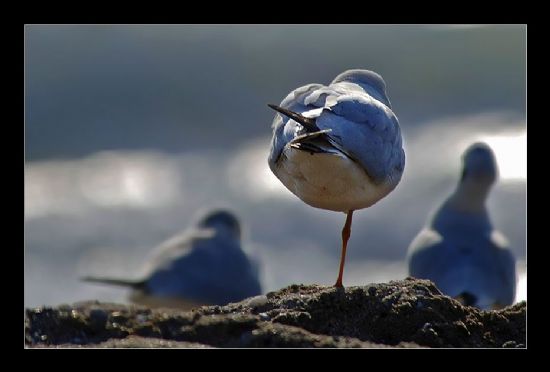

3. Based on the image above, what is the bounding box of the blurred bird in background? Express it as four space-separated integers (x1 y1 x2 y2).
82 209 262 309
267 69 405 287
407 143 516 310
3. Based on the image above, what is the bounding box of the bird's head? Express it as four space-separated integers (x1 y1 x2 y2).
197 209 242 241
331 69 392 108
460 142 498 186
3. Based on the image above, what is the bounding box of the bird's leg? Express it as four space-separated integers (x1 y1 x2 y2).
334 210 354 288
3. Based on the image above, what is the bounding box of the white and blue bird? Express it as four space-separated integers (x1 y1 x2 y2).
82 209 262 309
407 143 517 310
267 69 405 287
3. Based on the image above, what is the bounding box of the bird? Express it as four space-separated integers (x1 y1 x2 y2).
82 209 262 309
267 69 405 287
407 142 517 310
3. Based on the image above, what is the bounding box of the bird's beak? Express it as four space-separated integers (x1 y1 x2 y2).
268 104 319 131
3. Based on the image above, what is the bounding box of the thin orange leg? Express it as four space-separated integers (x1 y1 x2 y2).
334 210 354 288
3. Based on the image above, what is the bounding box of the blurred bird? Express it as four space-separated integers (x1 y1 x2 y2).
267 69 405 287
407 143 516 310
82 209 262 309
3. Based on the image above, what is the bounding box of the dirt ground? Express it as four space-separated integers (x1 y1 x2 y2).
25 278 526 348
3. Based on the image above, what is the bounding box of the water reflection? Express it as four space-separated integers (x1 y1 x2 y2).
479 131 526 181
25 151 183 219
226 139 292 201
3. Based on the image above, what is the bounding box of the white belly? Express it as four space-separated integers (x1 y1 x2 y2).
274 146 393 212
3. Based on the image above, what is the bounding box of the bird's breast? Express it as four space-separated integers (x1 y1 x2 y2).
274 146 393 212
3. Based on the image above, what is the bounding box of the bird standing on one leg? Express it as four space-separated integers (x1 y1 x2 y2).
407 143 517 310
267 69 405 287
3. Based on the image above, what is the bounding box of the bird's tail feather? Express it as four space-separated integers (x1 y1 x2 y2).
81 276 146 290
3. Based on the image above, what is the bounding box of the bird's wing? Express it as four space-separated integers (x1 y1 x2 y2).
490 230 517 305
278 83 324 114
407 228 447 279
142 228 216 276
407 228 475 300
310 83 404 184
268 84 325 164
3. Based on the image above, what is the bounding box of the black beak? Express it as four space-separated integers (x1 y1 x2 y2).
268 104 319 132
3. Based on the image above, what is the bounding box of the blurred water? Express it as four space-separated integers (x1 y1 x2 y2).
24 24 526 308
25 24 526 160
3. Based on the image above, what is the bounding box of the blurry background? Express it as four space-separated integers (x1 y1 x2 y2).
24 24 526 307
